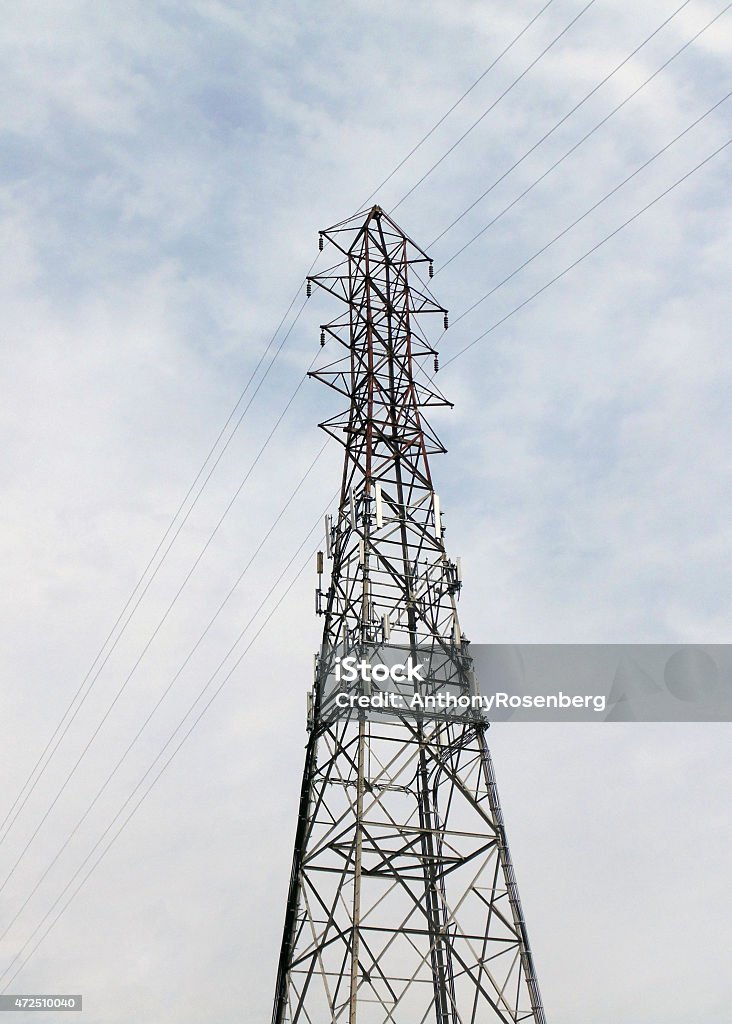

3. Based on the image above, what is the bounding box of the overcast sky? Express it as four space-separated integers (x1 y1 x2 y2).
1 1 730 1022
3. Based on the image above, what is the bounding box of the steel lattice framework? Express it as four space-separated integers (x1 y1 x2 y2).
272 207 547 1024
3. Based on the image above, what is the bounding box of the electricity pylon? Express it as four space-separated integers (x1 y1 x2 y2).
272 206 547 1024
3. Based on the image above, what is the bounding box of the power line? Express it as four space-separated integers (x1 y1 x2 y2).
0 524 327 992
0 335 322 897
435 0 731 267
0 278 316 851
447 90 731 331
406 85 731 373
0 442 330 948
429 0 698 250
386 1 730 330
359 0 558 209
391 0 599 212
443 136 731 366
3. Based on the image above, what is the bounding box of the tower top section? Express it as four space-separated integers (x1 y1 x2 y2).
308 205 452 458
308 207 463 653
314 204 433 262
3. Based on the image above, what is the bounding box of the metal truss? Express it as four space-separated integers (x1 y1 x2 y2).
271 207 547 1024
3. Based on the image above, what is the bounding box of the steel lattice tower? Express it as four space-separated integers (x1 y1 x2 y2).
272 207 547 1024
